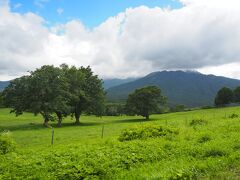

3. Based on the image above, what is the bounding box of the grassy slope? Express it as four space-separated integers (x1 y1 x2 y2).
1 107 240 178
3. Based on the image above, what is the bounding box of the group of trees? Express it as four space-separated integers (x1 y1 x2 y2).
2 65 105 127
215 87 240 106
105 103 126 116
7 68 240 123
2 64 167 124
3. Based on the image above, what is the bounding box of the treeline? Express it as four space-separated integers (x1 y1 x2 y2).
1 64 105 127
3 64 239 126
215 87 240 106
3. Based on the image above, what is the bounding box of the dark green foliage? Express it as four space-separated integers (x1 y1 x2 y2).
126 86 166 119
233 86 240 103
2 64 105 126
2 76 32 116
0 131 16 154
215 87 234 106
105 103 125 116
0 92 4 108
3 66 69 127
29 65 70 127
189 119 208 126
198 134 211 143
204 149 227 157
201 106 214 109
170 104 185 112
107 71 240 107
118 124 178 141
61 64 105 124
228 113 239 119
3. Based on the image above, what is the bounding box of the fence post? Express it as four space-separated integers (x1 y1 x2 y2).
51 128 54 145
101 125 104 139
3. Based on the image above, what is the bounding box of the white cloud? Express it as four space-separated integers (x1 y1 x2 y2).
198 62 240 80
13 3 21 9
34 0 49 8
1 0 240 80
57 8 64 15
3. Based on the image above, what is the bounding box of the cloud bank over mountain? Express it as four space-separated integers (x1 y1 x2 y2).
0 0 240 80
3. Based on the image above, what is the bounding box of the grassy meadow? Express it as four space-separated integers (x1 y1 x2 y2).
1 107 240 179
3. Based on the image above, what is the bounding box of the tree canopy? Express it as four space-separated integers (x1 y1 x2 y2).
214 87 233 106
2 65 105 127
126 86 166 120
61 64 105 124
233 86 240 103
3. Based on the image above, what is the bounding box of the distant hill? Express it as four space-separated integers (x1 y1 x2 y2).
0 81 9 91
103 78 137 89
106 71 240 107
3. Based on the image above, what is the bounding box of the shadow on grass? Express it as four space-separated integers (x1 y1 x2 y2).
0 118 158 132
54 122 102 128
0 121 103 132
112 118 158 124
0 123 44 132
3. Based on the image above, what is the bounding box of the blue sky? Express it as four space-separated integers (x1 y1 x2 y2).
10 0 182 27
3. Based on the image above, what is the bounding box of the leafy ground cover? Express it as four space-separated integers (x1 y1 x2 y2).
1 107 240 179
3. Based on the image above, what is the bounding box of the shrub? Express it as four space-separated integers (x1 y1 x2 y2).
204 149 226 158
198 134 211 143
0 131 16 154
190 119 208 126
118 124 178 142
228 113 239 119
233 144 240 150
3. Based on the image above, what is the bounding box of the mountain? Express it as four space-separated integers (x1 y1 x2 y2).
106 71 240 107
103 78 137 89
0 81 9 91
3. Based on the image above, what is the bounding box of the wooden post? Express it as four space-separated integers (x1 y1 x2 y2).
51 128 54 145
101 125 104 139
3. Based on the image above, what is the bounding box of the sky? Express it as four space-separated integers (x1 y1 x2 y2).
1 0 240 80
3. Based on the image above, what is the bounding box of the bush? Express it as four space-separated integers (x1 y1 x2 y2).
228 113 239 119
0 131 16 154
198 134 211 143
118 124 178 142
0 140 168 179
204 149 226 157
190 119 208 126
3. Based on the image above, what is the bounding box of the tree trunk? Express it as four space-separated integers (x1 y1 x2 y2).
41 112 50 127
43 117 49 127
56 112 62 127
57 119 62 127
75 111 81 125
145 114 149 120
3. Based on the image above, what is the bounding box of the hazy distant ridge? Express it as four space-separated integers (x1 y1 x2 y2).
106 71 240 107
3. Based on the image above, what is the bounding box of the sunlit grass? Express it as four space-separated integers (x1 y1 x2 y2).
1 106 240 178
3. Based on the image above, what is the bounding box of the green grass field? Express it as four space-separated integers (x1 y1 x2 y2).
1 107 240 179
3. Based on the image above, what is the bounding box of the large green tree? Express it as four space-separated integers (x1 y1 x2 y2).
29 65 70 127
126 86 166 120
3 64 105 126
3 76 31 116
215 87 234 106
0 92 4 108
3 66 70 127
61 65 105 124
233 87 240 103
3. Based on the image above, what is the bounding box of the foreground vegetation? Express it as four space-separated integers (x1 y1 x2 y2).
1 107 240 179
